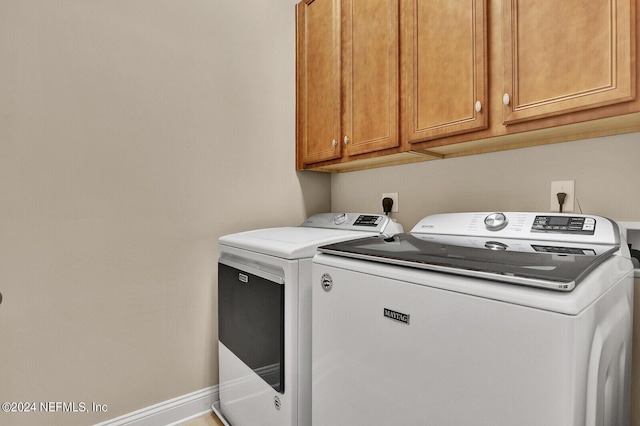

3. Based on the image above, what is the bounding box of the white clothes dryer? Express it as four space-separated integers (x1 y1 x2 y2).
312 212 634 426
214 213 403 426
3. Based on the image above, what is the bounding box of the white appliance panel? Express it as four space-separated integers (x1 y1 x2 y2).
411 212 619 245
219 342 294 426
219 227 374 259
217 213 401 426
219 213 403 260
218 246 299 425
312 260 633 426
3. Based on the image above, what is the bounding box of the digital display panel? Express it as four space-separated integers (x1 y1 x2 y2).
548 217 571 226
354 215 381 227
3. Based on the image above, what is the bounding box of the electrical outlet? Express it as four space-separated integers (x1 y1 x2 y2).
381 192 399 213
550 180 575 213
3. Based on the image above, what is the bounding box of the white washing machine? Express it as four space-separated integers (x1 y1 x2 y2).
214 213 403 426
312 212 634 426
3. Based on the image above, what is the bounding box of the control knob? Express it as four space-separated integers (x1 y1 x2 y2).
484 212 508 231
333 213 348 225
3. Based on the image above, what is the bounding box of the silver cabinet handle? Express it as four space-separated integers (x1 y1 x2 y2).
503 93 510 106
343 136 349 145
332 139 338 147
475 101 482 112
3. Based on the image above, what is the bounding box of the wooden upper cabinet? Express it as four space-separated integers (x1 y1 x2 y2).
296 0 341 166
403 0 488 144
296 0 639 172
296 0 399 168
502 0 637 125
342 0 400 156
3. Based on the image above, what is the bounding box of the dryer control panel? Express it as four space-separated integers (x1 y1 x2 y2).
302 213 404 234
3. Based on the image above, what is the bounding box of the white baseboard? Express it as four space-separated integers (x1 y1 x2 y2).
93 385 219 426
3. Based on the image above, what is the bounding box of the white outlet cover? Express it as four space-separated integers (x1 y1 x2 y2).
381 192 399 213
550 180 575 213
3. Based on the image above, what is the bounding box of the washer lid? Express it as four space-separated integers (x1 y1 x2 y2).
318 233 619 291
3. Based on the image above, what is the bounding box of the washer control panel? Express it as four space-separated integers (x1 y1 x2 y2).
532 215 596 235
411 212 618 245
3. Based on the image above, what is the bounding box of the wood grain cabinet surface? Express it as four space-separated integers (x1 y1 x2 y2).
402 0 488 143
342 0 400 157
502 0 636 124
296 0 341 166
296 0 639 172
296 0 400 169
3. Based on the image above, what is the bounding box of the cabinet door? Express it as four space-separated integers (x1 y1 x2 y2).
342 0 400 156
502 0 636 125
296 0 341 166
403 0 488 143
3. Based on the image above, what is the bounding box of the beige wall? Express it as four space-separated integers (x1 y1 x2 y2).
2 0 637 424
0 1 329 425
332 132 640 228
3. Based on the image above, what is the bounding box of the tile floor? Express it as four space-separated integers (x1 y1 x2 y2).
180 412 225 426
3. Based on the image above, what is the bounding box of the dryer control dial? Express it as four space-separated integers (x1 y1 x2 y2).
484 212 508 231
333 213 348 225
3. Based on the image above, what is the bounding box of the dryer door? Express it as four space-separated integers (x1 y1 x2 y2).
218 260 285 393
